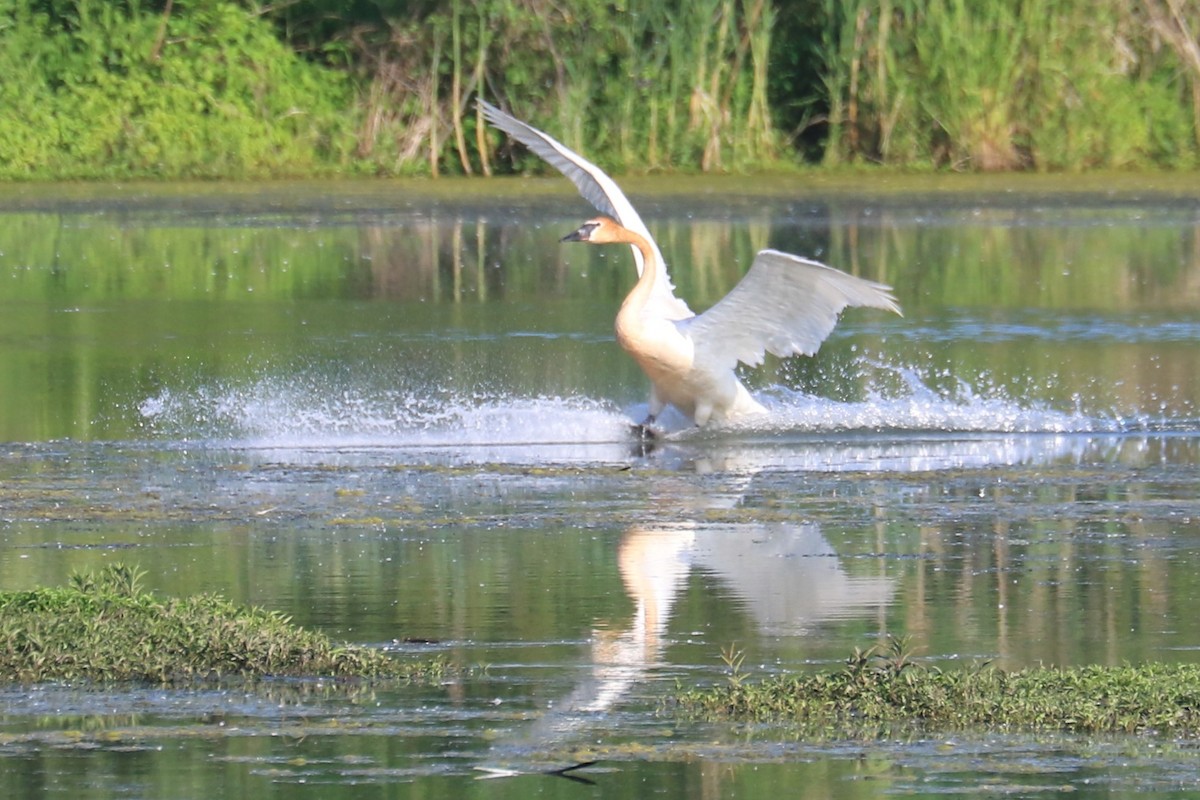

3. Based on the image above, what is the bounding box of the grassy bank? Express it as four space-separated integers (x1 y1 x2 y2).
0 565 442 684
5 570 1200 737
0 1 1197 179
673 640 1200 736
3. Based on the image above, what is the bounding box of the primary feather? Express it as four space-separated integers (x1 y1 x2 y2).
479 100 692 322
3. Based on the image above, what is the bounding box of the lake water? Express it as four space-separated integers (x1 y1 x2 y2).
1 175 1199 797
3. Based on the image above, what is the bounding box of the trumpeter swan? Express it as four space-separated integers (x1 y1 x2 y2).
479 99 901 431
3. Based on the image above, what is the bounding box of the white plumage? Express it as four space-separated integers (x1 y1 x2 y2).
480 99 901 429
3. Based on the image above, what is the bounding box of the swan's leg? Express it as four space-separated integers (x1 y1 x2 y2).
644 386 666 426
631 388 664 440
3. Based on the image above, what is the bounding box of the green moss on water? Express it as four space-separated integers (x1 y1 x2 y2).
0 565 441 684
673 639 1200 736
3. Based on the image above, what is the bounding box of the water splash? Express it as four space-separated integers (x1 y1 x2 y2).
138 377 632 452
136 359 1142 465
749 363 1101 435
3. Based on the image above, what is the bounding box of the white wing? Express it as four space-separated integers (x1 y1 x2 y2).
478 99 693 321
681 249 901 372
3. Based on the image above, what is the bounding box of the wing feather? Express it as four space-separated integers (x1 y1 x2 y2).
682 250 901 371
479 99 692 321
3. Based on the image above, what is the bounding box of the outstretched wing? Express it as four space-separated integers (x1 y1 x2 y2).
478 99 693 321
681 249 901 372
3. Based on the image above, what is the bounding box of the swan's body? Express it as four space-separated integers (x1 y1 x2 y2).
562 217 766 426
480 99 902 428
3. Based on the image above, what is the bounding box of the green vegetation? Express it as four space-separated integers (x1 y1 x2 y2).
821 0 1200 170
0 1 1198 178
0 564 443 683
12 564 1200 738
674 639 1200 735
0 0 358 179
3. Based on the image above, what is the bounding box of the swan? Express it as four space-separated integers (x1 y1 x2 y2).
479 99 902 431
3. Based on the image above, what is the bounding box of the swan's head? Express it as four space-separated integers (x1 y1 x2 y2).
561 217 625 245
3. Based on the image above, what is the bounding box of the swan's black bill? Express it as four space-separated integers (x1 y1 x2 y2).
561 221 598 242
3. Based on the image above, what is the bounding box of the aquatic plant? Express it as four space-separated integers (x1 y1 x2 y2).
0 564 443 684
673 637 1200 735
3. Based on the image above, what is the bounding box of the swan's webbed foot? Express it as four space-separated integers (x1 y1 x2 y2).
629 422 659 441
629 415 661 444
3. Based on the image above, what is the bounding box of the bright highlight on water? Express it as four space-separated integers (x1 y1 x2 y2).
136 356 1107 471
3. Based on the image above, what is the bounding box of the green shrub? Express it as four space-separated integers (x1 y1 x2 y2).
0 0 357 179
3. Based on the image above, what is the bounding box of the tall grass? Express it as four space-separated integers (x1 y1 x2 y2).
1 0 1198 177
349 0 779 176
820 0 1200 170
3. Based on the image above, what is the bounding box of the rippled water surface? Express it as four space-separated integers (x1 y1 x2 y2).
1 175 1199 798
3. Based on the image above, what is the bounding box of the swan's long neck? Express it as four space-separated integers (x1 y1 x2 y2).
618 230 659 316
613 227 666 363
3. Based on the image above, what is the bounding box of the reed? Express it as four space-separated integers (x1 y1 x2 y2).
819 0 1200 170
2 0 1199 178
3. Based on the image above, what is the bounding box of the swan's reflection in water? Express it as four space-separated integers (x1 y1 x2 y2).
479 519 893 776
690 523 894 636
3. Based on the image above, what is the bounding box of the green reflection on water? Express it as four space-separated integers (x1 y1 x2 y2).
2 179 1200 798
1 179 1198 442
